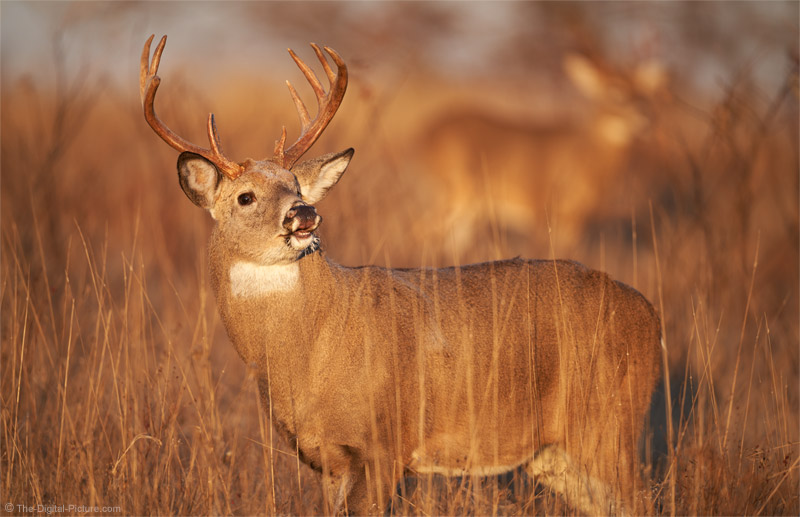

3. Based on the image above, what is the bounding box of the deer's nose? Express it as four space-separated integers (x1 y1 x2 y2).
283 204 321 232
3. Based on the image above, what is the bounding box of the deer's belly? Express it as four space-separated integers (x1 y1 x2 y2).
408 446 533 477
407 428 537 477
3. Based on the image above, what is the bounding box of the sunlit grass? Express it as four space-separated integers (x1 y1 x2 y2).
1 36 798 515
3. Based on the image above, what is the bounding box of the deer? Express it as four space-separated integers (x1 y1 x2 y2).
414 53 667 256
140 34 662 515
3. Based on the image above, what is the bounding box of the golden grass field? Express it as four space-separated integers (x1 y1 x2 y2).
2 2 798 515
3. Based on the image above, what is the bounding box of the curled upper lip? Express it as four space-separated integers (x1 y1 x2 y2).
281 229 313 238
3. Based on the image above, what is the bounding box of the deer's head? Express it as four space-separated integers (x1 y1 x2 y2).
140 35 352 265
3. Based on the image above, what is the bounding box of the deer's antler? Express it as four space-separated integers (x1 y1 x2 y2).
141 36 347 175
140 35 243 179
273 44 348 169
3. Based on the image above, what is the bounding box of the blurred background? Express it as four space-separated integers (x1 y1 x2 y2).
2 2 798 515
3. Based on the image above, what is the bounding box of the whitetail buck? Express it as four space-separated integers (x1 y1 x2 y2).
141 35 661 515
415 54 667 254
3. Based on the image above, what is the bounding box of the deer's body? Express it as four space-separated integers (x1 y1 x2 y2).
418 109 636 252
212 238 660 512
141 35 662 514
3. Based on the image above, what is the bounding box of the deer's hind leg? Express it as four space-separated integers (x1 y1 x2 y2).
528 380 650 515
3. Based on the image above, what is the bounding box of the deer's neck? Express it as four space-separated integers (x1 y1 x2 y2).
227 260 301 298
209 245 335 362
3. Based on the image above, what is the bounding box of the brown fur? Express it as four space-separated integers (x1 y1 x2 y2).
172 149 662 514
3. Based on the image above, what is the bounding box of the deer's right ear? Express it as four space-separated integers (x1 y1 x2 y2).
177 152 222 211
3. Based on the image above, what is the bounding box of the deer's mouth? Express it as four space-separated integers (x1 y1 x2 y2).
287 230 316 250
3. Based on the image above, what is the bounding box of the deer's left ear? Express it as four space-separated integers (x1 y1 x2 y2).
291 148 354 204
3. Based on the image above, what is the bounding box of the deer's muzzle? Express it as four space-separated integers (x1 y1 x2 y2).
283 205 321 233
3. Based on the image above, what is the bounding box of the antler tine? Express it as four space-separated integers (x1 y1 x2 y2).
273 126 288 160
286 80 312 131
140 35 154 103
288 48 326 98
275 44 348 168
314 44 337 84
140 35 243 179
207 114 227 159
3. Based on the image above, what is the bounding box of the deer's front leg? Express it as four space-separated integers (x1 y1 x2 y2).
315 445 362 515
320 469 352 515
321 455 393 515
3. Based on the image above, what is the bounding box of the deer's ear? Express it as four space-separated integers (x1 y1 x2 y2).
177 152 222 211
291 148 354 204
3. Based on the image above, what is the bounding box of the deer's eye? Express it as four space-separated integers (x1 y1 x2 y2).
237 192 255 206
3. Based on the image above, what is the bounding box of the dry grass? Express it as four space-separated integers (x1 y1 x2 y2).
2 19 798 516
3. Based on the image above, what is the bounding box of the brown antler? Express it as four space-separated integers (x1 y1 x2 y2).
140 35 243 179
273 44 348 168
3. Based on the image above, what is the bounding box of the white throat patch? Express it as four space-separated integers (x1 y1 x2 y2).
229 261 299 298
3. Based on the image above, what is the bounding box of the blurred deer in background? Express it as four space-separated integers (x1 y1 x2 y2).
141 35 661 515
416 53 667 254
